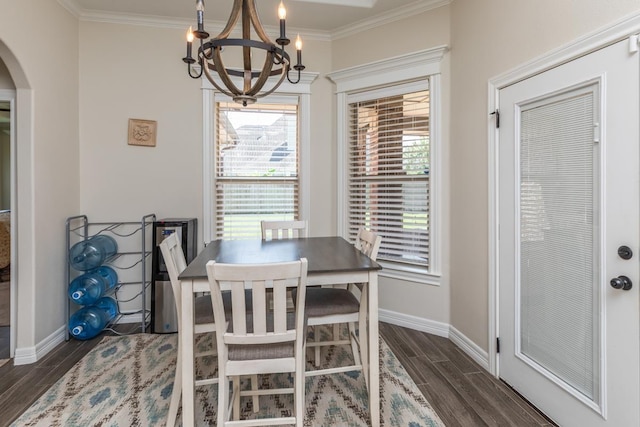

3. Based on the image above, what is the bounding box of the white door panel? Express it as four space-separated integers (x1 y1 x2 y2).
498 39 640 426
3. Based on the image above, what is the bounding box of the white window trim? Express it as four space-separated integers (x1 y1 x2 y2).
201 72 318 243
328 46 447 285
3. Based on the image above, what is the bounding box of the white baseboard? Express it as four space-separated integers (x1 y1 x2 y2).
379 308 449 338
14 325 66 365
449 325 490 371
13 314 146 365
379 309 490 372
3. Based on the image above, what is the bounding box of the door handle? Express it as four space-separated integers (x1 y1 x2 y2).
610 275 633 291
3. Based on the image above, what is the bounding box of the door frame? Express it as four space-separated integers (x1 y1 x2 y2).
488 13 640 376
0 88 15 358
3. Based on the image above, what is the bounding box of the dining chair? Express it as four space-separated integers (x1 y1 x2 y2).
206 258 308 427
160 233 258 427
261 220 308 240
303 228 381 387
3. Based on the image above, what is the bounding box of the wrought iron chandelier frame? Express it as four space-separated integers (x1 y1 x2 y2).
183 0 305 106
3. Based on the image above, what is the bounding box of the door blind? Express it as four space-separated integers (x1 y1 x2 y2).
215 101 299 240
519 86 600 401
347 89 430 267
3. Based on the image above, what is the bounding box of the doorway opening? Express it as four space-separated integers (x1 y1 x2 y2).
0 99 10 362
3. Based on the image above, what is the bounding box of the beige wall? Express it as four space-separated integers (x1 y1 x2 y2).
79 22 204 225
331 6 450 70
0 0 79 350
330 7 452 326
0 59 15 89
449 0 640 350
78 23 334 243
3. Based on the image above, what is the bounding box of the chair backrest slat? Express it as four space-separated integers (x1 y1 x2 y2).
356 228 382 261
252 281 267 335
231 281 247 335
206 259 308 347
273 282 287 334
261 220 308 240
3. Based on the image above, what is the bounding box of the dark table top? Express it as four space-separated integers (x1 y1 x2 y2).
179 236 382 280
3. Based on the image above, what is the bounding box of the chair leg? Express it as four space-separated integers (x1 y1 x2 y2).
218 369 229 427
333 323 340 341
166 342 181 427
314 328 321 367
359 286 369 392
251 374 260 412
232 376 241 420
348 321 361 368
295 344 305 427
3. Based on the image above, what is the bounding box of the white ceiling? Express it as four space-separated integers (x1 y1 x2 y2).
62 0 446 39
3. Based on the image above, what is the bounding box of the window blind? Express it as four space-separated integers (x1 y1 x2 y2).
519 86 599 401
347 89 430 268
215 101 299 240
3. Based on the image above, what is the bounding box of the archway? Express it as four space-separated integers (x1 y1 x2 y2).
0 39 34 361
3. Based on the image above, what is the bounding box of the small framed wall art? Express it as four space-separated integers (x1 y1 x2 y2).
128 118 157 147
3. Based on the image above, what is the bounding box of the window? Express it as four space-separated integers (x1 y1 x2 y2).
347 83 431 268
214 101 300 239
329 47 445 281
203 75 315 243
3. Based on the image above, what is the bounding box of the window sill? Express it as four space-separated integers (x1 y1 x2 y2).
377 260 441 286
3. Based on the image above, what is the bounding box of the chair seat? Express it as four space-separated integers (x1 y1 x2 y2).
304 288 360 317
194 290 253 325
229 342 295 361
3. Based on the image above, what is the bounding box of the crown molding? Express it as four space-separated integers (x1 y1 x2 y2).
57 0 82 18
295 0 378 7
327 45 448 93
57 0 449 42
57 0 331 41
330 0 450 40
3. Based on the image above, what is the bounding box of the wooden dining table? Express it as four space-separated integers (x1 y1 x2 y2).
178 236 382 426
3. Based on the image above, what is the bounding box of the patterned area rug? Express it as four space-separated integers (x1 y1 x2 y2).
12 329 444 426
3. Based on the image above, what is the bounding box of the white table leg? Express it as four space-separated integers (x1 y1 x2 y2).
368 271 380 427
181 279 195 426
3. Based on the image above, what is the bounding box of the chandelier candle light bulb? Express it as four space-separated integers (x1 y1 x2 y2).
277 2 288 45
296 34 302 67
185 27 194 63
182 0 305 106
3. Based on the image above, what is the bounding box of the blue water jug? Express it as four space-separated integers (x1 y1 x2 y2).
68 266 118 306
68 296 119 340
94 265 118 289
69 235 118 271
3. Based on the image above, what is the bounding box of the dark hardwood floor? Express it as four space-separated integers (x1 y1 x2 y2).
0 323 554 427
379 322 555 427
0 326 9 360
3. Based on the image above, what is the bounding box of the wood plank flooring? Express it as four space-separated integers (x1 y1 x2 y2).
0 323 555 427
379 323 555 427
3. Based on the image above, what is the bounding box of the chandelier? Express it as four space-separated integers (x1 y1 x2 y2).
182 0 305 106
